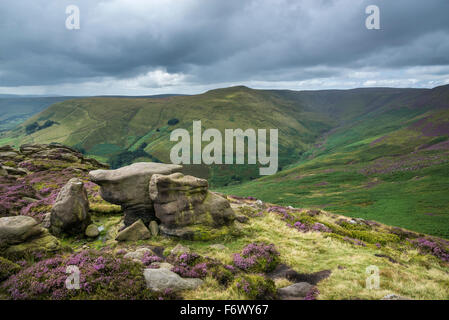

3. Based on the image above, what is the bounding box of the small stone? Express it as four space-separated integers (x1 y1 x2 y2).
149 220 159 236
124 247 154 261
42 212 51 229
277 282 314 300
115 219 151 241
85 224 100 238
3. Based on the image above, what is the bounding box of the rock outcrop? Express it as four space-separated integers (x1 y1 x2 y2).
89 162 182 226
150 172 236 239
50 178 91 236
0 216 61 258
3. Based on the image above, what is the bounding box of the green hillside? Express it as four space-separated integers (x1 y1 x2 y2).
220 85 449 238
0 96 77 132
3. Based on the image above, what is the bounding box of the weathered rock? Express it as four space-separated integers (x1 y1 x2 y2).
42 212 51 229
85 224 100 238
124 247 154 261
277 282 314 300
50 178 91 236
0 216 43 247
115 219 151 241
3 229 61 259
150 173 235 237
149 220 159 236
0 152 21 161
0 145 15 152
89 162 182 226
2 166 27 176
143 268 203 292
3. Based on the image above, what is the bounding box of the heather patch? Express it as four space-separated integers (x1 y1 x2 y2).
169 251 237 287
408 237 449 263
0 250 165 300
232 242 280 273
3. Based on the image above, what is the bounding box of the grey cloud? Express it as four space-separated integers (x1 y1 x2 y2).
0 0 448 91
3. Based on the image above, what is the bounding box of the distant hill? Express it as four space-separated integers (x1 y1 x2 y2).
0 96 78 132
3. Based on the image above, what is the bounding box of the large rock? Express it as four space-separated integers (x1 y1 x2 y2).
0 216 43 247
89 162 182 226
115 219 151 241
143 268 203 292
50 178 91 236
150 173 235 238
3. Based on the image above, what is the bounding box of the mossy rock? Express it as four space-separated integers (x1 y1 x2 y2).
0 256 21 281
2 229 61 260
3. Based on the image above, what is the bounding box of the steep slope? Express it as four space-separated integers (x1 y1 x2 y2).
220 85 449 238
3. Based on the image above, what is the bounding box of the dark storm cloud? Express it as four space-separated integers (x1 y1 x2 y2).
0 0 448 89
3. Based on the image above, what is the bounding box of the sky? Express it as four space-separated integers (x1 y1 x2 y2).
0 0 449 96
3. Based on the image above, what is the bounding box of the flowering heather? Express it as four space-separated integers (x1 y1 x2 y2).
304 287 320 300
141 252 163 266
359 152 448 176
0 250 160 300
311 223 332 233
343 237 366 247
171 252 207 279
232 243 280 273
408 237 449 262
268 206 293 220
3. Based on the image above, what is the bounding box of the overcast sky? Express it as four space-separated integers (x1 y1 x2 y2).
0 0 448 96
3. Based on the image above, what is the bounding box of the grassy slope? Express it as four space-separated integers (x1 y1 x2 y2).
0 97 78 132
219 86 449 238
